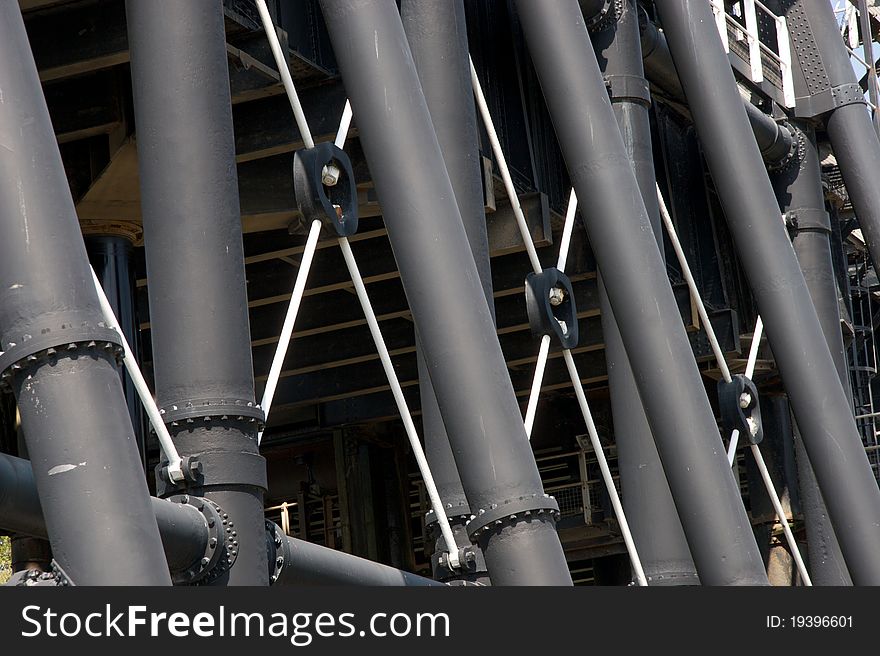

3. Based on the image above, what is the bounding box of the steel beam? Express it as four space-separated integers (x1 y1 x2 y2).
126 0 268 585
770 123 852 585
319 0 571 586
401 0 492 584
515 0 768 585
655 0 880 585
590 0 698 586
0 0 169 585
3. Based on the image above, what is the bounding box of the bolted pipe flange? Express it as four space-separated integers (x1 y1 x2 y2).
168 494 234 586
265 520 292 585
465 493 560 541
585 0 623 33
766 124 805 174
424 501 471 528
0 324 123 391
159 397 265 428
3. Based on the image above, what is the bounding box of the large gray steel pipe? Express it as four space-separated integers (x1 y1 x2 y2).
401 0 492 585
275 534 444 587
770 123 852 586
590 0 698 586
654 0 880 585
781 0 880 274
0 452 211 579
319 0 571 586
0 0 169 585
0 455 444 587
515 0 768 585
126 0 268 585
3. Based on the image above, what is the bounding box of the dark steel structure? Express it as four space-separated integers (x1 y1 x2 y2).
2 0 880 589
654 0 880 585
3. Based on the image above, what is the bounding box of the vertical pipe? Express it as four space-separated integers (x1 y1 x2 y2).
126 0 268 585
0 0 170 585
319 0 572 586
85 233 146 471
401 0 492 585
857 0 880 138
515 0 768 585
590 0 698 586
787 0 880 273
654 0 880 585
769 123 853 585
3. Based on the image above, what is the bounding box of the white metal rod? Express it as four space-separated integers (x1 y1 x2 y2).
255 0 315 149
727 316 764 465
776 17 796 108
711 0 731 53
469 55 543 275
525 190 577 438
718 314 810 582
750 443 813 585
657 183 732 383
335 99 353 149
745 316 764 379
524 334 552 439
726 429 741 466
90 266 185 482
258 218 323 445
563 349 648 586
727 315 764 467
556 188 578 272
339 236 461 569
744 0 764 83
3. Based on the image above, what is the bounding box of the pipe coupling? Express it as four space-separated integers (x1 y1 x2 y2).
465 493 560 540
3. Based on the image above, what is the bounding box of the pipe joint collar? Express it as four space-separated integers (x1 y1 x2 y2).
465 493 560 540
784 207 832 234
424 502 471 527
604 73 651 107
0 323 123 389
586 0 623 33
159 397 265 427
157 450 267 495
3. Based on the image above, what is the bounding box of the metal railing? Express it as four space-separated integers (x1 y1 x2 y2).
710 0 796 107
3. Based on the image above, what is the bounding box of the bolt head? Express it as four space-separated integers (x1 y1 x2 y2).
322 163 341 186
